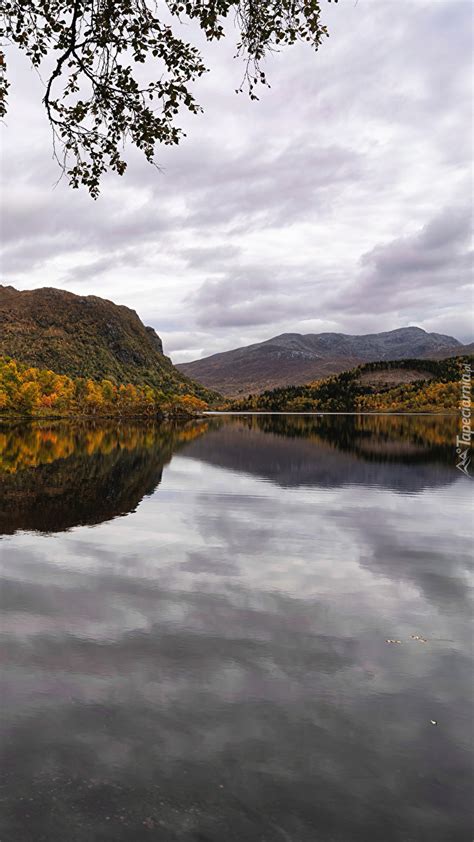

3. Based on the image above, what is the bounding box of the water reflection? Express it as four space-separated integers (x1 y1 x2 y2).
0 415 472 842
186 414 460 493
0 414 461 535
0 421 208 534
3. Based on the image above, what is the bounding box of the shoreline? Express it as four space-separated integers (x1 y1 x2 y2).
0 409 458 422
203 410 458 417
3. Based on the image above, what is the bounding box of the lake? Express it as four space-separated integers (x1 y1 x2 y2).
0 414 472 842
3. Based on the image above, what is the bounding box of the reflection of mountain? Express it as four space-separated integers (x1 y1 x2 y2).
0 422 208 535
1 414 472 842
182 414 460 493
0 415 462 535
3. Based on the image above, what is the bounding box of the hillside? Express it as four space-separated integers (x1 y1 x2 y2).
177 327 467 396
227 357 471 413
0 356 211 417
0 285 216 402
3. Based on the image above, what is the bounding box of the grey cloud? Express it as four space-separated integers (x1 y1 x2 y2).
360 206 471 280
160 329 211 356
198 296 310 329
1 138 360 287
180 243 241 269
62 251 144 285
188 268 328 329
0 0 472 353
181 141 364 229
336 204 473 316
181 198 473 349
1 235 78 274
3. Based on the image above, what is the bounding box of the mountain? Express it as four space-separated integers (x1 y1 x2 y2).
0 285 215 401
417 342 474 360
177 327 467 396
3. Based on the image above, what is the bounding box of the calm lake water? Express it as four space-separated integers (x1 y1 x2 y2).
0 414 472 842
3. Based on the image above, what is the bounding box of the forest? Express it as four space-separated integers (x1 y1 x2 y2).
2 354 471 418
0 356 210 418
228 357 472 413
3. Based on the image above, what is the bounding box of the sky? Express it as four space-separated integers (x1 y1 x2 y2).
1 0 473 362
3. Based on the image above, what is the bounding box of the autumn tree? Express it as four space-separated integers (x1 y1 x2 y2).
18 380 42 414
100 378 117 406
84 378 104 412
0 1 335 196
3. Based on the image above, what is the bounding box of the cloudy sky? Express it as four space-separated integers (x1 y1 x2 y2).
1 0 472 362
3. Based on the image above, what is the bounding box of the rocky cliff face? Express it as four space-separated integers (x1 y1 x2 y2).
177 327 466 396
0 285 209 397
145 326 163 355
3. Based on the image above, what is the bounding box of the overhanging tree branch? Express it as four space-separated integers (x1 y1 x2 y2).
0 1 336 196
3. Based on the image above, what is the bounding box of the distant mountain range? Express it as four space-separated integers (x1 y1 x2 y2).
2 286 471 402
178 327 473 396
0 285 215 401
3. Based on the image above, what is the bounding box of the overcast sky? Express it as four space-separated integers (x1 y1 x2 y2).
1 0 472 361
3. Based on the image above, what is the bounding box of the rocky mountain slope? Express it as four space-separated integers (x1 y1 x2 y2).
0 285 215 400
177 327 468 396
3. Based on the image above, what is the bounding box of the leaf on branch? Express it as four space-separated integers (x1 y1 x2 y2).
1 1 330 195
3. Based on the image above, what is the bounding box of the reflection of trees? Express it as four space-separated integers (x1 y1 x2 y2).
182 414 459 493
0 422 209 474
233 413 458 463
0 421 209 534
0 414 461 534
